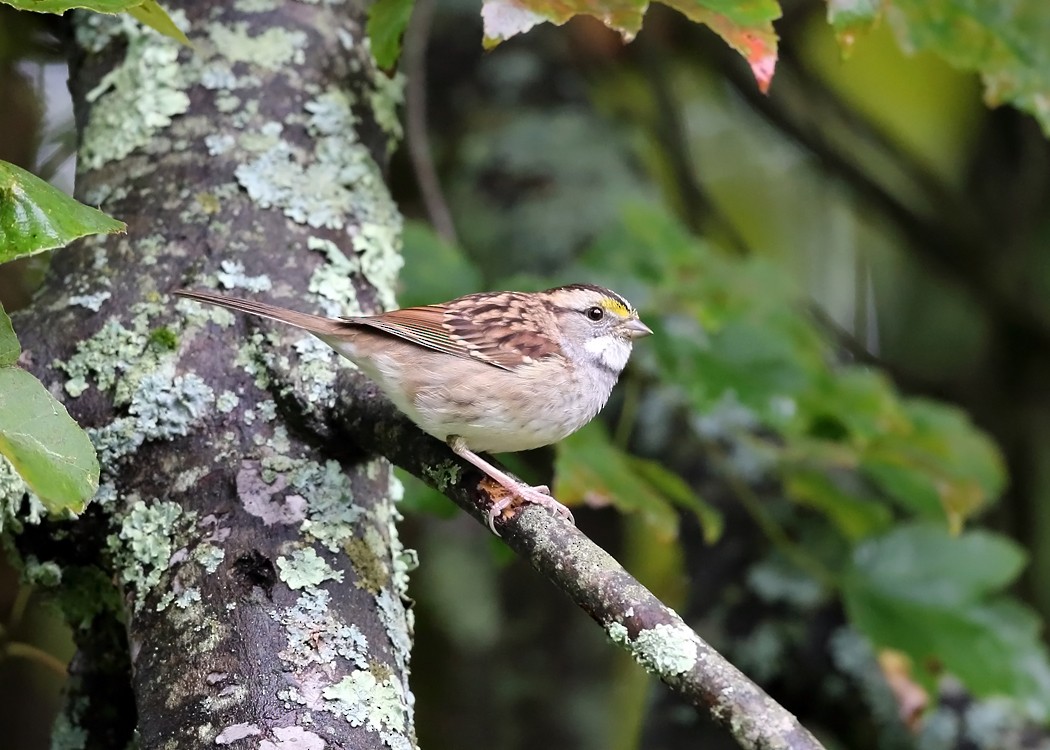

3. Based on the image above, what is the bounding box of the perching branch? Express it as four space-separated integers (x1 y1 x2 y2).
332 383 825 750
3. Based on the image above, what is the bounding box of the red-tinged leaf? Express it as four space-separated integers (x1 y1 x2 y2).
672 4 779 92
481 0 781 90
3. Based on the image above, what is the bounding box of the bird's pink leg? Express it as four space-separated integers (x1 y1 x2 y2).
447 436 574 534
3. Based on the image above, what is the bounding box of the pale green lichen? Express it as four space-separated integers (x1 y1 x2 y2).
369 72 405 145
22 557 63 587
207 23 307 70
421 461 462 494
67 291 112 311
308 236 364 317
216 260 273 292
352 221 401 311
49 693 89 750
174 587 202 608
234 0 281 12
273 589 369 668
321 670 407 733
216 390 240 413
79 17 191 170
376 587 413 678
199 61 239 90
233 88 404 311
200 132 234 155
195 543 226 573
628 622 700 677
277 547 344 590
90 363 215 465
265 458 365 552
60 319 146 398
0 457 34 533
607 621 630 645
108 498 194 609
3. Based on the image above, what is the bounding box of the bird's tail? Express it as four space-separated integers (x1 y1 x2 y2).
174 289 346 336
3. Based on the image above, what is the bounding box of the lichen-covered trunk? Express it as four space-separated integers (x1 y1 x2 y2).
11 2 415 748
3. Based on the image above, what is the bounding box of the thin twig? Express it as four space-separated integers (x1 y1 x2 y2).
403 0 459 245
3 641 69 679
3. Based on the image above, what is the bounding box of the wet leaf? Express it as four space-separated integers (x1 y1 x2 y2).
481 0 780 92
368 0 415 69
0 367 99 514
0 160 125 265
843 523 1050 717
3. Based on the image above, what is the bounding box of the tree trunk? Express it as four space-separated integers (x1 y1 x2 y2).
12 2 415 748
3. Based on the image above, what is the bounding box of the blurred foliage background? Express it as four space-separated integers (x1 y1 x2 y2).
4 0 1050 748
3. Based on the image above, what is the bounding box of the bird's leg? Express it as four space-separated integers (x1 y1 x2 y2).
447 436 574 534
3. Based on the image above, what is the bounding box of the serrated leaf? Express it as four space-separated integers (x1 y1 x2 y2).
126 0 191 46
860 398 1005 527
843 523 1050 715
367 0 414 69
0 303 18 367
1 0 189 45
0 160 125 264
841 0 1050 137
0 0 139 11
481 0 780 91
0 368 99 514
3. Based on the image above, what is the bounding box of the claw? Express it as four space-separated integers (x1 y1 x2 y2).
486 483 574 535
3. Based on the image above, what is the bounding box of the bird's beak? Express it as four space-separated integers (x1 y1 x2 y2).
624 317 653 339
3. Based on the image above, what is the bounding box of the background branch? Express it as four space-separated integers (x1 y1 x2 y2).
333 384 826 750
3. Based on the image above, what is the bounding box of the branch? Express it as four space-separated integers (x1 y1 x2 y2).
403 0 459 245
333 383 825 750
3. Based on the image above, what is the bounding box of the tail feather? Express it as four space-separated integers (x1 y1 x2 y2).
174 289 347 336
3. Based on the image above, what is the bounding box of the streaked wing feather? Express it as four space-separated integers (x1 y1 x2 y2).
347 292 561 370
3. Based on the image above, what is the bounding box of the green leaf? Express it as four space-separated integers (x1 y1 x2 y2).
1 0 189 45
843 523 1050 716
860 399 1005 529
367 0 414 69
0 303 18 367
126 0 191 46
481 0 780 92
0 368 99 514
825 0 879 52
783 468 891 541
0 0 139 12
630 458 724 543
555 422 722 541
846 0 1050 137
0 160 125 265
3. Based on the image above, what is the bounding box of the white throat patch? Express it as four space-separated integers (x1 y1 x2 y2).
584 334 632 372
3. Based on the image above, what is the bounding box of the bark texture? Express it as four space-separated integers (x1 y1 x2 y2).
12 2 415 748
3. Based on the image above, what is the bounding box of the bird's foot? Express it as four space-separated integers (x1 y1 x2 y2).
486 482 574 535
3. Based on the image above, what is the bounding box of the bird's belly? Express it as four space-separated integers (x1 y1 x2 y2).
412 366 615 454
333 342 617 454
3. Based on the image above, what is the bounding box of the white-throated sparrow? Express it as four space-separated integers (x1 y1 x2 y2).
175 284 652 532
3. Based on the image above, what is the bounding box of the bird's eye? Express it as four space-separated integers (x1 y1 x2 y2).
585 306 604 321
